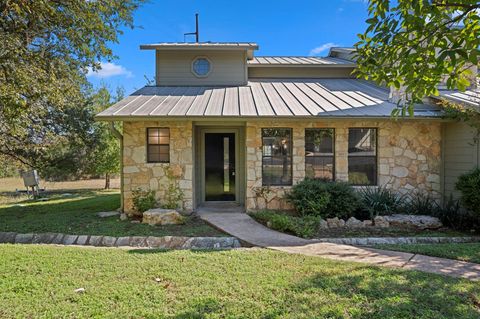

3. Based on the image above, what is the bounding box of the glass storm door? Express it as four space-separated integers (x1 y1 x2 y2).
204 133 236 201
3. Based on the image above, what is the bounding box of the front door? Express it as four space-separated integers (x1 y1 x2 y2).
204 133 236 201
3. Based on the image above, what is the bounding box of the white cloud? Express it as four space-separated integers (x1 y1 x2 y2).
309 43 339 56
87 62 133 79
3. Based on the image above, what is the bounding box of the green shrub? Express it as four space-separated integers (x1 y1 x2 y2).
286 178 330 217
291 215 320 238
359 187 403 218
324 181 360 218
434 195 480 232
456 167 480 216
401 192 439 216
132 188 157 213
249 210 320 238
287 178 360 219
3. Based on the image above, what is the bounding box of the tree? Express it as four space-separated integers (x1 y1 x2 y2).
0 0 144 170
355 0 479 115
87 87 122 189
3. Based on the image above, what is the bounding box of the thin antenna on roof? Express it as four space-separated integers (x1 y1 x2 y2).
184 13 199 42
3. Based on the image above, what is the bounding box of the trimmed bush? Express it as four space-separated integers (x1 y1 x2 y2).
286 178 330 217
132 188 157 213
456 167 480 216
287 178 360 219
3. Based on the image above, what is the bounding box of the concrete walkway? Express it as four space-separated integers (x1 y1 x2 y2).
200 212 480 281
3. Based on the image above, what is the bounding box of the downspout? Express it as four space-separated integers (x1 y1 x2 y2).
109 122 124 213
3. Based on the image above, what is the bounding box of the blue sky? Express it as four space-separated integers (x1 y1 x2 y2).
87 0 370 95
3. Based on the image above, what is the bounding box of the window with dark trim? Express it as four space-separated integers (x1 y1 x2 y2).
147 128 170 163
262 128 292 186
348 128 377 185
305 128 335 180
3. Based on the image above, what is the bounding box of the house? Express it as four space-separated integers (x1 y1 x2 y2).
95 42 478 215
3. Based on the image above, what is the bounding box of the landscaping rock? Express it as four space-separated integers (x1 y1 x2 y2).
0 232 17 243
362 220 373 227
120 213 128 221
62 235 78 245
76 235 89 245
97 211 120 218
319 219 329 229
15 233 34 244
129 236 147 247
87 236 103 246
383 214 443 230
326 217 345 228
345 217 364 228
32 233 57 244
101 236 117 247
373 216 390 228
115 237 131 247
142 208 186 226
51 233 65 244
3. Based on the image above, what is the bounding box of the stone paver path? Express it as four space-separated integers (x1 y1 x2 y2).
200 212 480 281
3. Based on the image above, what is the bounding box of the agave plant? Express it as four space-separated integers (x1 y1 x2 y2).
359 187 403 219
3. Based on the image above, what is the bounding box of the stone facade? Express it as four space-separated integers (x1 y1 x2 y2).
245 120 442 211
123 121 193 215
122 119 442 214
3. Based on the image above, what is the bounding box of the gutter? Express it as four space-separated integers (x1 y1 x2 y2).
109 122 124 213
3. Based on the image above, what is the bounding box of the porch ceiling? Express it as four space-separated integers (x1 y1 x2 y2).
95 79 442 120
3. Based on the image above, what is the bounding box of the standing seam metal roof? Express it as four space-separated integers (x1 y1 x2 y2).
96 79 441 119
248 56 355 66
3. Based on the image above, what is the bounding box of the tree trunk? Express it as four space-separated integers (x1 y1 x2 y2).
105 173 110 189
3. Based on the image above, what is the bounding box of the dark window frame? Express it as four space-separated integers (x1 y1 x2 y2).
305 128 335 181
261 128 293 186
347 127 378 186
146 127 170 163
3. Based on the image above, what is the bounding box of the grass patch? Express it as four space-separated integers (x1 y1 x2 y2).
0 190 224 237
374 243 480 264
0 245 479 318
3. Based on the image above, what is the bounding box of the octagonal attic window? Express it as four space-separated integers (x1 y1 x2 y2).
192 57 212 77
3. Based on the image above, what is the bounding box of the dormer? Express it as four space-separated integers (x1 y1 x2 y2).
140 42 258 86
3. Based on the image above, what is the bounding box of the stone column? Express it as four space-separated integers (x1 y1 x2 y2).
335 125 349 182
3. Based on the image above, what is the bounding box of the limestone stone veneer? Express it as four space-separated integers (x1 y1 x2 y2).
122 120 441 214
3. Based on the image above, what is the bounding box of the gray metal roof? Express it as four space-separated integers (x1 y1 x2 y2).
140 42 259 50
248 56 355 66
96 79 442 120
438 87 480 108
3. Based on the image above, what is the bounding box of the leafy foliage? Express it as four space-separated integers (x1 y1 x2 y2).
359 187 403 218
0 0 144 173
132 188 157 213
456 167 480 216
160 166 185 210
287 179 360 219
401 192 439 215
355 0 480 114
250 210 320 238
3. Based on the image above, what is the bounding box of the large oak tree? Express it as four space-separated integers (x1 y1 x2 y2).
0 0 145 173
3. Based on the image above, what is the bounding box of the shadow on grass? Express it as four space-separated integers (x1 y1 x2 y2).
286 266 480 318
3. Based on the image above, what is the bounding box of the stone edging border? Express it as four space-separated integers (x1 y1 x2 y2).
0 232 241 249
314 236 480 246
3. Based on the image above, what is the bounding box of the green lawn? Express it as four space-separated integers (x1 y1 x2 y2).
0 191 224 237
375 243 480 264
0 245 479 318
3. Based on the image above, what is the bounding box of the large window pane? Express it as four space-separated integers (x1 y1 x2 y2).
262 128 292 186
348 128 377 185
305 129 334 180
147 128 170 163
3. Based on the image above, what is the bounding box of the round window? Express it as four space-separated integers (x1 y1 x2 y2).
192 57 211 77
